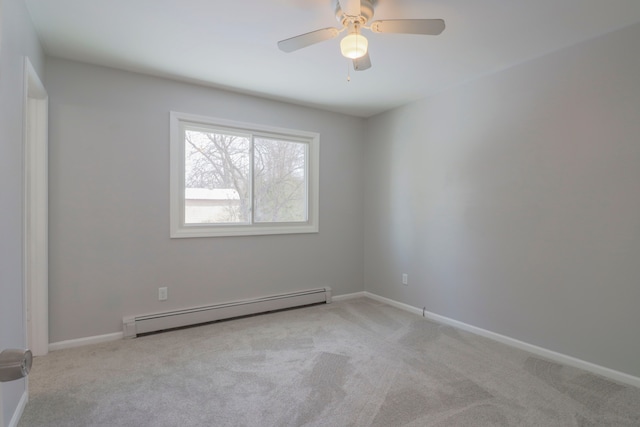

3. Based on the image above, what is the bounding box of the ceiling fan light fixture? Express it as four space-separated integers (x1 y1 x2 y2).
340 33 368 59
277 0 446 72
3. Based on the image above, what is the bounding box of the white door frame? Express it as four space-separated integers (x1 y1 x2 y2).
23 57 49 357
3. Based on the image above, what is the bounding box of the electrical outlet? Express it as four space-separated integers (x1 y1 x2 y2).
158 287 168 301
402 273 408 285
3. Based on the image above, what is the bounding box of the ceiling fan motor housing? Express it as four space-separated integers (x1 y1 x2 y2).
336 0 375 26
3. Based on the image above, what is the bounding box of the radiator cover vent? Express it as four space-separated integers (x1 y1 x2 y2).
123 287 332 338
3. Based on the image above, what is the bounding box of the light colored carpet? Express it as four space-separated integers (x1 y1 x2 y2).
19 297 640 426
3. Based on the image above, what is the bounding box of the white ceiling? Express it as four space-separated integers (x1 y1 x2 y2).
25 0 640 117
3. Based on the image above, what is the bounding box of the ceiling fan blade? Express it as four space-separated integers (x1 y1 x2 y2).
370 19 445 35
353 52 371 71
338 0 361 17
277 27 340 53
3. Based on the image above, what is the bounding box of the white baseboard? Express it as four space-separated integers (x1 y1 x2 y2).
45 292 362 351
42 293 640 388
8 390 28 427
47 293 360 352
333 291 366 301
48 332 123 352
364 292 424 315
364 292 640 389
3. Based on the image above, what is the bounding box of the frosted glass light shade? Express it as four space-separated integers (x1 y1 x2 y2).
340 33 368 59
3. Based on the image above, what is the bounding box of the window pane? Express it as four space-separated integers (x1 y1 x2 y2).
184 128 251 224
254 138 307 223
171 112 318 238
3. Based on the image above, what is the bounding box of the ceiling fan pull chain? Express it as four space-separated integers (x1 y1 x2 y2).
347 61 351 82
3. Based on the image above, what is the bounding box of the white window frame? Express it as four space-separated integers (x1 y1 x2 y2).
170 111 319 238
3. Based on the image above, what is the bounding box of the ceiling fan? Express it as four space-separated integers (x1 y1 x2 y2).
277 0 445 71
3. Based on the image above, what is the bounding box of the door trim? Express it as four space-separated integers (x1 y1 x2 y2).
23 57 48 357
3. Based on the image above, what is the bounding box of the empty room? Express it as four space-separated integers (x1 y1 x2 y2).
1 0 640 425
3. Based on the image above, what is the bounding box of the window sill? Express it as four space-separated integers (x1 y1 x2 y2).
170 223 319 238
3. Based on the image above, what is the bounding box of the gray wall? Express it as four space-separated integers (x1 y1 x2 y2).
0 0 44 424
46 58 365 343
364 22 640 377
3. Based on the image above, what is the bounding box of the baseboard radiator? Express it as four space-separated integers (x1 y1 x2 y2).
122 287 332 338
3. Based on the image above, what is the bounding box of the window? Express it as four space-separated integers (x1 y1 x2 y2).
170 112 319 238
